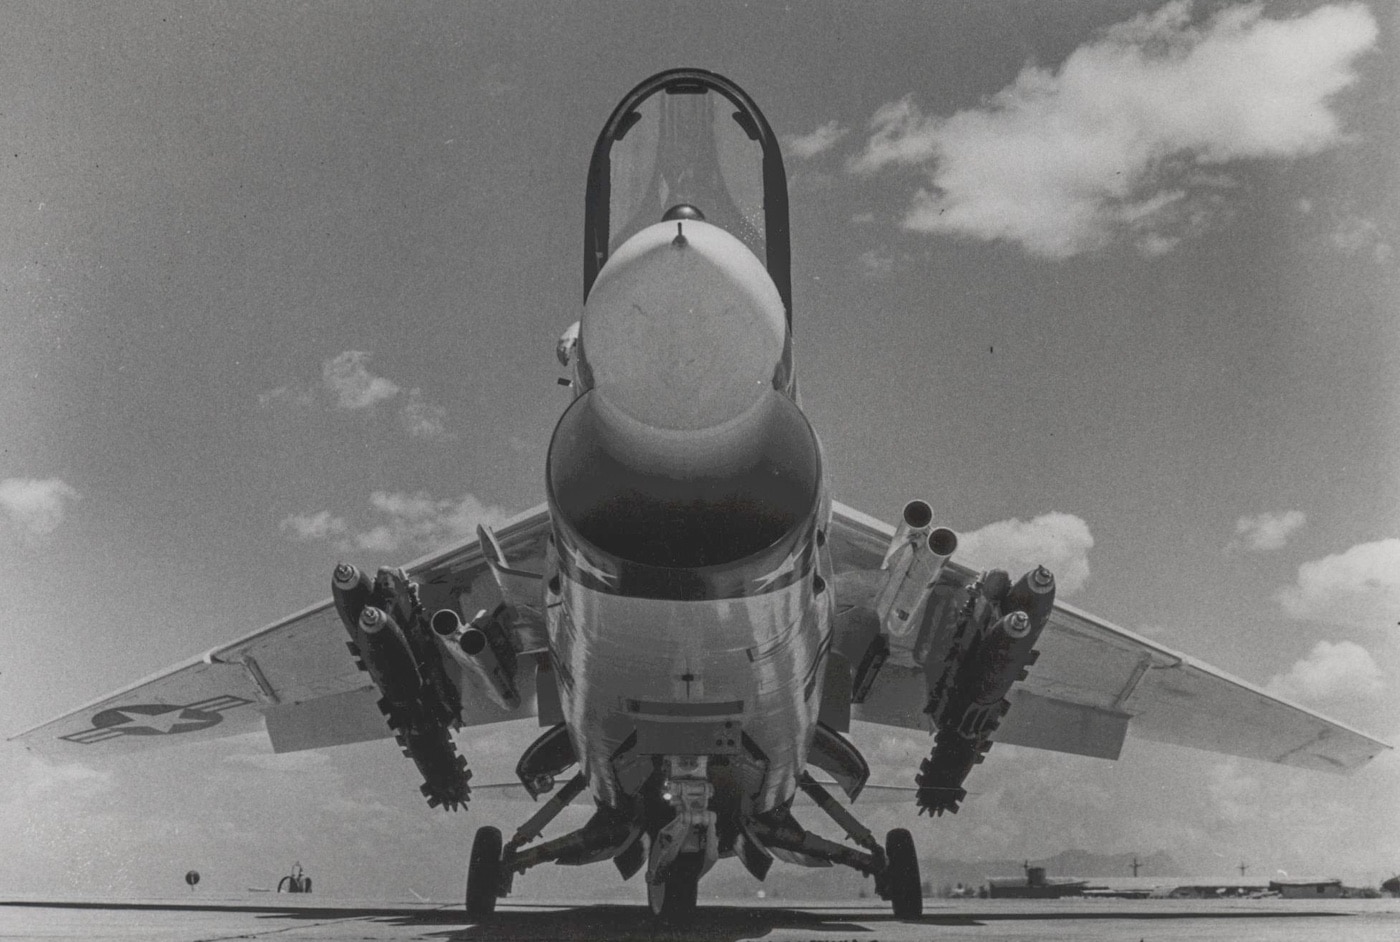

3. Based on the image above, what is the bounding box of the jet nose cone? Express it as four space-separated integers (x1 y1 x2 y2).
581 219 786 434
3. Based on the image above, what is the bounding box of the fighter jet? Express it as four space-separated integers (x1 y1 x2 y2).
14 69 1389 920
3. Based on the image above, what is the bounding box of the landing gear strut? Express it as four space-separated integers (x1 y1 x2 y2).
744 772 922 919
463 769 641 914
646 756 718 919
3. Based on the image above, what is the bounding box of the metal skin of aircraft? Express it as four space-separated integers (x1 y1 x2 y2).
13 69 1391 923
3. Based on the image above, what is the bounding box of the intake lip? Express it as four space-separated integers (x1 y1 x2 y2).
547 388 821 600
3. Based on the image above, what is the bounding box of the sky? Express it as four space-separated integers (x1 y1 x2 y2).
1 0 1397 901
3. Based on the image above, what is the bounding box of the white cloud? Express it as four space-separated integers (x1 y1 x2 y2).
278 510 349 542
849 2 1378 258
0 477 80 537
1276 537 1400 631
955 512 1094 594
397 389 456 441
1266 639 1385 704
357 491 505 553
321 350 401 410
1229 509 1306 552
857 248 896 279
257 383 315 408
850 97 937 172
1330 214 1394 264
225 750 332 772
3 755 112 806
1206 755 1264 824
785 120 850 160
281 491 508 556
260 353 454 441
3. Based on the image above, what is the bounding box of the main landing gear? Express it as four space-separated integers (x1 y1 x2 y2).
749 773 923 919
461 756 924 921
883 828 922 919
465 826 503 917
462 769 641 919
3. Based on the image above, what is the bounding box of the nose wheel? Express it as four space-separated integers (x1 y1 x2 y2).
465 826 503 917
647 851 701 921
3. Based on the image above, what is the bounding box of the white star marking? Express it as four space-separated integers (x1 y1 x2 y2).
117 708 196 734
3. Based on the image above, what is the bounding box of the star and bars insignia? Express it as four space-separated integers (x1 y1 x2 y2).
60 694 254 745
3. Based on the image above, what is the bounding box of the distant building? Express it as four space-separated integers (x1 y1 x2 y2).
986 865 1088 899
1167 881 1268 899
1269 878 1343 899
1082 878 1267 899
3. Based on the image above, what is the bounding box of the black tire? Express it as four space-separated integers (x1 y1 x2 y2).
466 826 503 917
648 854 700 921
885 828 923 919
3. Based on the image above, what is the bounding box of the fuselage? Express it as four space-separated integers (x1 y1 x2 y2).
544 215 832 818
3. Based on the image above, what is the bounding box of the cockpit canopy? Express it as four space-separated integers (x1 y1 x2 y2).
583 69 791 327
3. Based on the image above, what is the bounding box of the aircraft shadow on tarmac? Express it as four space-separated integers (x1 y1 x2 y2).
289 904 889 941
408 901 1338 940
262 902 1343 942
0 899 1345 942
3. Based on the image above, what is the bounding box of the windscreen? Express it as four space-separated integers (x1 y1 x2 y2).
607 86 768 262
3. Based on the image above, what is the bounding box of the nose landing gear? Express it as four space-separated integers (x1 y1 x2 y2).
646 756 719 920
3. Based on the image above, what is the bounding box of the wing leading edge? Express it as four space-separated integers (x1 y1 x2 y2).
828 501 1389 774
12 504 555 758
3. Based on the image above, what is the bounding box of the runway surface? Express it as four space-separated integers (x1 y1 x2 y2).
2 896 1398 941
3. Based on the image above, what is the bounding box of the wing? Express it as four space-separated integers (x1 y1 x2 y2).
827 501 1389 773
12 504 554 758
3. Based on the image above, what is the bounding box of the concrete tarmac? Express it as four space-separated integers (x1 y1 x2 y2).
2 896 1398 941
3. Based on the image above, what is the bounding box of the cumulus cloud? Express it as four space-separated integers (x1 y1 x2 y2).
259 351 455 440
278 510 349 542
281 490 508 556
0 477 80 537
785 120 850 160
849 2 1378 258
256 384 315 409
857 247 896 279
1229 509 1306 552
4 755 113 806
321 351 401 410
1330 214 1395 264
397 389 456 441
955 512 1094 594
225 750 332 772
1276 537 1400 631
259 351 398 412
1266 639 1385 704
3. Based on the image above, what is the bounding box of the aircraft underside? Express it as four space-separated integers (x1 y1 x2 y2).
326 486 1058 922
